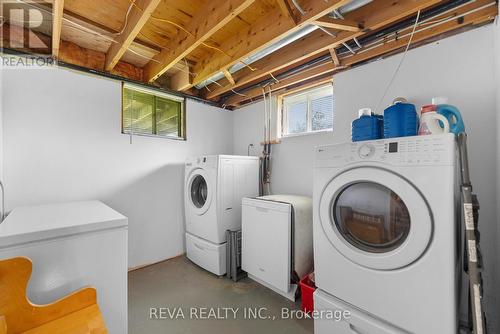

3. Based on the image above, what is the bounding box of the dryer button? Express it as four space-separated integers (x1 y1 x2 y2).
358 144 375 158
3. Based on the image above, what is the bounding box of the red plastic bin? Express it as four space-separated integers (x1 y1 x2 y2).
300 273 316 314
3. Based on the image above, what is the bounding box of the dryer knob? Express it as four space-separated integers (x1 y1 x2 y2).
358 144 375 158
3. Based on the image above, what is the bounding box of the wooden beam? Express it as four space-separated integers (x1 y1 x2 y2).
234 76 334 107
144 0 255 83
171 64 192 91
230 0 497 108
225 61 337 106
277 0 298 24
205 0 442 99
313 17 362 32
105 0 161 71
329 48 340 66
223 69 236 85
1 23 145 81
341 1 497 67
52 0 64 58
190 0 351 89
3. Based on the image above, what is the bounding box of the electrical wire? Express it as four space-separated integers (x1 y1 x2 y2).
127 0 257 72
117 0 135 36
374 10 421 114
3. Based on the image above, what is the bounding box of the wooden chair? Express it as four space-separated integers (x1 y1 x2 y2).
0 257 107 334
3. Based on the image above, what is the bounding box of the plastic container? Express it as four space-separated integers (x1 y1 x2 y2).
300 273 316 314
383 102 418 138
418 104 450 135
437 104 465 135
352 108 384 142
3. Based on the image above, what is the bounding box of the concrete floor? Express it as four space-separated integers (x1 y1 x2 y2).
129 256 314 334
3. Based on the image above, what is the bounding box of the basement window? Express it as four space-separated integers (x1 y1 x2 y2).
122 84 185 139
280 84 334 137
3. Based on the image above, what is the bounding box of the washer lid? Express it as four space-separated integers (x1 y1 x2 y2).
319 167 433 270
186 168 213 215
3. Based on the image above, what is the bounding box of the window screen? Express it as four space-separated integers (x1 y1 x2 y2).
122 84 185 139
282 84 334 136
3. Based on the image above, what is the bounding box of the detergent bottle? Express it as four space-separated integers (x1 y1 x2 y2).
418 104 450 135
351 108 384 142
383 101 418 138
431 97 465 135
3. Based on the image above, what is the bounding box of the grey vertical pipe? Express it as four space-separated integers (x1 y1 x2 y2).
458 133 486 334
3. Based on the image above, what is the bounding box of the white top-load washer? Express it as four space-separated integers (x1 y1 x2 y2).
185 155 259 275
313 134 459 334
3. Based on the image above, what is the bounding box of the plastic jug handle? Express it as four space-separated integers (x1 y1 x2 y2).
432 113 450 133
437 104 463 133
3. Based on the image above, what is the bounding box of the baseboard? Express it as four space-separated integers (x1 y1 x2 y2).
128 252 186 272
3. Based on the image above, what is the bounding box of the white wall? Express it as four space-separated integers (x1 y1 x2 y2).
234 25 499 331
1 66 233 268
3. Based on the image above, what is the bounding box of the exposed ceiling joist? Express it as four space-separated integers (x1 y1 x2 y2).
277 0 298 24
105 0 162 71
52 0 64 58
329 47 340 66
225 61 337 106
229 0 497 108
1 22 143 81
341 0 497 67
313 17 362 31
205 0 442 99
238 76 334 107
189 0 352 90
143 0 256 83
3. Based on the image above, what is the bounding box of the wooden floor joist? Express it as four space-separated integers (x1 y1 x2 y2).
313 17 362 32
143 0 256 83
2 0 496 108
105 0 162 71
224 61 337 106
1 23 143 81
204 0 442 100
227 0 497 107
189 0 352 90
51 0 64 58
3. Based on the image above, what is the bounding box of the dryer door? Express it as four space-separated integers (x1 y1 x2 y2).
186 168 213 215
319 167 432 270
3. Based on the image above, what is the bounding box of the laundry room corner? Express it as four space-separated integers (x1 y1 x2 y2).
233 24 500 333
2 1 500 333
0 67 234 269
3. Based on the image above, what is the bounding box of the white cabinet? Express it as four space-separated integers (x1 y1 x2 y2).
0 201 128 334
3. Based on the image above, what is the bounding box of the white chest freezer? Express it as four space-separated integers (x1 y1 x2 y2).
241 195 313 301
0 201 128 334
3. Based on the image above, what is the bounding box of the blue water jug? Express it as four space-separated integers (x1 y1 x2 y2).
384 102 418 138
437 104 465 135
352 108 384 142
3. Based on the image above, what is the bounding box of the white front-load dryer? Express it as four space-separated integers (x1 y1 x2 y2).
313 134 459 334
185 155 259 276
185 156 219 243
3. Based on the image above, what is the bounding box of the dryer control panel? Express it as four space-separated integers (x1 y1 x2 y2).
315 134 456 168
185 156 217 168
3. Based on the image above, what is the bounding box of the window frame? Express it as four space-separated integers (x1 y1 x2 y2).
121 83 187 141
279 83 334 138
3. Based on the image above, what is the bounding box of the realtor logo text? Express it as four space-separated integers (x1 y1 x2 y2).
149 307 351 321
